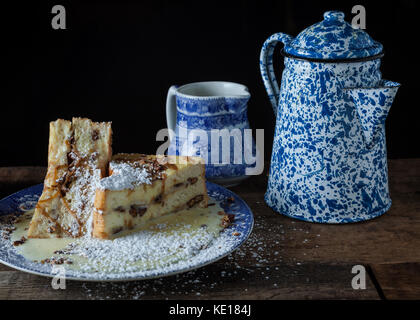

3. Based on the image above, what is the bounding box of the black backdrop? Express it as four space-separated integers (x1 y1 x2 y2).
3 0 419 166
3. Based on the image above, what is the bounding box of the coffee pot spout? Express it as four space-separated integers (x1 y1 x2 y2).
344 80 401 147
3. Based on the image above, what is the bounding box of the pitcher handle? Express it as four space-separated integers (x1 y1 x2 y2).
260 33 293 117
166 85 179 141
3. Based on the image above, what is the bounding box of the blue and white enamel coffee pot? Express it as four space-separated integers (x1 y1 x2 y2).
260 11 400 223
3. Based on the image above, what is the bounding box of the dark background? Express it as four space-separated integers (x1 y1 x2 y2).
2 0 419 166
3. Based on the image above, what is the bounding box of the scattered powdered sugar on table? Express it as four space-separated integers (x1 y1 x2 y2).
98 162 152 191
79 215 322 299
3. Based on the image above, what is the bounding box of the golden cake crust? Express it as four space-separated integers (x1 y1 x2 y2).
28 123 209 240
28 118 112 238
92 154 208 239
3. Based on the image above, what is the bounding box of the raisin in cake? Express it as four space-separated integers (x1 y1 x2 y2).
92 154 208 239
28 118 112 238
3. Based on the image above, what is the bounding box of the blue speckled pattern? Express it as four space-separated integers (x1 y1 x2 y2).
260 32 294 116
345 80 401 147
284 11 383 60
260 21 400 223
0 183 254 281
168 93 254 179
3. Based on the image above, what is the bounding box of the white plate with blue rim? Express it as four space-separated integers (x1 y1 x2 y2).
0 182 253 281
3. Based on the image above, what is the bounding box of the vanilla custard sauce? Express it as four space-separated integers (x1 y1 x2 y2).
10 202 227 274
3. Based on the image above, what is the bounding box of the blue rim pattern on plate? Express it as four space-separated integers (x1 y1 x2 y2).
0 182 253 282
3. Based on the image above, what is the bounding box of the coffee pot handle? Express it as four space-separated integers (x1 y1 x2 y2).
166 85 179 141
260 33 294 117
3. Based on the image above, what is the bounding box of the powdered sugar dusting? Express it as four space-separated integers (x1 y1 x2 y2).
61 220 239 279
1 182 253 282
98 162 152 191
67 166 101 223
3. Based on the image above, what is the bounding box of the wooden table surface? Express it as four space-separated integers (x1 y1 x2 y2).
0 159 419 300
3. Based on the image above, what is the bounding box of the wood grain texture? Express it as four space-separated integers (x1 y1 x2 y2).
0 262 379 300
0 159 419 299
0 166 46 199
370 263 420 300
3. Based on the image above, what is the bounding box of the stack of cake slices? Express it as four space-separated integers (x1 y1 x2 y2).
28 118 208 239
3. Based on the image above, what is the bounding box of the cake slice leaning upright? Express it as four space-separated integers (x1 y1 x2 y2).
92 154 209 239
28 118 112 238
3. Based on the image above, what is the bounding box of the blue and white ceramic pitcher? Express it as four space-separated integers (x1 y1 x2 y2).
260 11 400 223
166 81 253 187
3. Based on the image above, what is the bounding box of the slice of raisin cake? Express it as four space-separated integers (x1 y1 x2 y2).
92 154 208 239
28 118 112 238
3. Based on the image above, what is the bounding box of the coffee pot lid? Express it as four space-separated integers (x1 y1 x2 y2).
284 11 383 60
